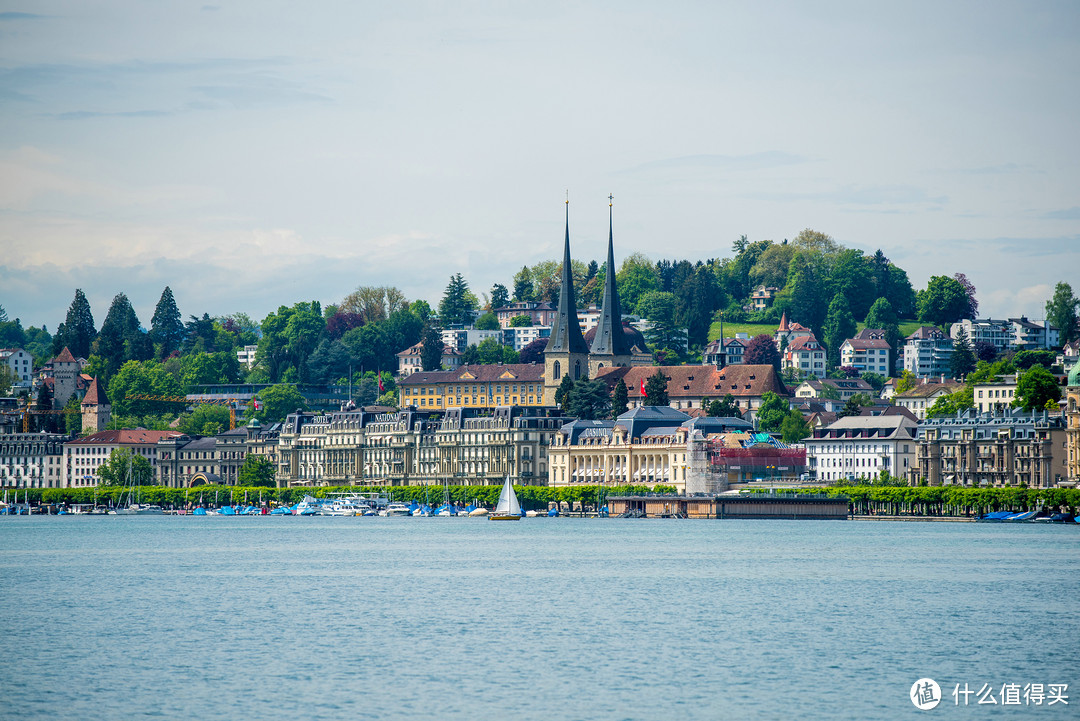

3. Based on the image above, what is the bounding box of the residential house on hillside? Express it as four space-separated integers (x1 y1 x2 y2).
951 317 1060 353
782 336 827 379
892 379 965 420
396 341 462 377
750 285 780 311
493 301 557 329
703 334 749 367
794 377 874 402
774 312 814 350
973 374 1019 414
0 348 33 391
903 327 954 378
840 329 891 375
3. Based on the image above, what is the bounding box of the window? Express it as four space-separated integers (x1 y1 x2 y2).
553 361 561 379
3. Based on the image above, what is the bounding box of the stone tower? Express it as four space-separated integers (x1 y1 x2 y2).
543 201 590 406
588 197 634 377
81 377 111 434
52 347 79 408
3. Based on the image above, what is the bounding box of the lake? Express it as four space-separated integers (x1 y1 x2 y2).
1 516 1077 720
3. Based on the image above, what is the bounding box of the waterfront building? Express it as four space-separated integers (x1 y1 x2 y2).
1065 364 1079 486
548 406 755 493
840 329 891 375
595 363 787 416
155 427 251 487
396 341 462 377
903 326 954 378
398 363 547 410
274 406 568 487
911 409 1067 488
892 379 964 420
0 432 71 488
804 415 917 483
63 429 183 487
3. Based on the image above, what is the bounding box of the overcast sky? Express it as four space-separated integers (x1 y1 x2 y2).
2 1 1078 331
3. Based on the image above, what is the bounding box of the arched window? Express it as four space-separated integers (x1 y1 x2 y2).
574 361 581 380
597 363 604 370
553 361 561 380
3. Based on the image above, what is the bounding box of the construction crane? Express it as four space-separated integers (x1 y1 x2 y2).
17 407 81 433
123 394 243 430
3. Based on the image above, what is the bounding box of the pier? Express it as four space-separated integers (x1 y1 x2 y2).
607 493 850 520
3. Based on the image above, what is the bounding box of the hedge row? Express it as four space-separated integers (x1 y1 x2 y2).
747 485 1080 515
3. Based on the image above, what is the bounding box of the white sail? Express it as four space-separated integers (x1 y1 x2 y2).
494 476 521 516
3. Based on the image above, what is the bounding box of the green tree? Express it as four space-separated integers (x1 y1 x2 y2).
950 326 976 379
178 405 232 436
616 253 662 312
490 283 510 311
238 455 276 487
1045 281 1079 346
555 375 575 413
926 385 974 418
108 360 184 417
461 338 518 365
827 249 876 321
918 275 970 326
749 243 797 290
637 291 686 353
250 384 308 423
180 351 242 389
643 370 669 407
63 393 82 435
97 448 154 486
775 253 826 337
611 379 629 418
894 369 918 395
838 396 863 418
474 312 500 330
567 379 610 420
54 289 97 359
1013 350 1057 371
512 266 534 302
439 274 476 326
755 391 789 432
509 315 532 327
780 409 811 443
706 394 742 418
1014 365 1061 411
860 372 887 392
420 323 444 371
822 293 857 369
863 297 902 357
150 286 184 359
409 300 433 324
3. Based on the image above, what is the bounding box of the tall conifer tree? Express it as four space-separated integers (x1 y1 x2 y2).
150 286 184 359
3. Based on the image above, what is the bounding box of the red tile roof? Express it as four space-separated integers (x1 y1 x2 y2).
595 364 787 399
397 363 545 385
81 377 108 406
67 430 183 446
54 347 76 363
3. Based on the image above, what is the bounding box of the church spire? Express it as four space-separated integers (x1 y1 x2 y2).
590 194 631 356
546 199 588 354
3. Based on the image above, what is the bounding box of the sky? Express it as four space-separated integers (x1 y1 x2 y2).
1 1 1078 332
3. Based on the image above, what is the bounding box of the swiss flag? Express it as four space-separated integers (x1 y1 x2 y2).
378 373 384 392
639 377 647 397
253 399 262 411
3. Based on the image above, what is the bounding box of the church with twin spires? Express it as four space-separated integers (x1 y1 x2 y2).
542 199 646 405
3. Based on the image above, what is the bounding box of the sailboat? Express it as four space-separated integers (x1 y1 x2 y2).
490 475 522 521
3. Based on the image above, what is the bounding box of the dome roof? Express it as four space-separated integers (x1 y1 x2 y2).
1068 361 1080 387
583 322 647 353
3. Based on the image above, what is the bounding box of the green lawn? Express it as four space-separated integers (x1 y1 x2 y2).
707 322 777 342
710 319 925 343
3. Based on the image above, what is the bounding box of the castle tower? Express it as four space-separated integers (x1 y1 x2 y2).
52 347 78 408
81 377 111 434
543 200 590 405
588 195 633 377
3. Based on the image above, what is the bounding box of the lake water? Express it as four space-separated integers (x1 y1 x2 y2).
1 516 1077 720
